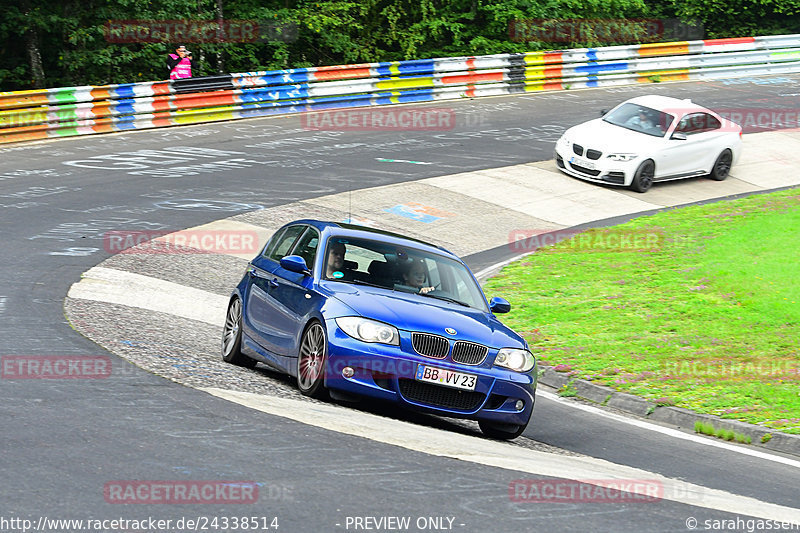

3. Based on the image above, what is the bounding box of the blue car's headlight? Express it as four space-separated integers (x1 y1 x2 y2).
495 348 535 372
336 317 399 345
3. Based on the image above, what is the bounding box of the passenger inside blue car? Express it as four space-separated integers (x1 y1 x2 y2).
396 258 435 294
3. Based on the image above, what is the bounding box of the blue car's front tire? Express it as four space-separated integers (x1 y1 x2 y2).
297 321 329 399
222 297 257 369
479 415 530 440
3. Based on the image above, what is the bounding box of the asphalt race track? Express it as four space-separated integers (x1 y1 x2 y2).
2 75 800 532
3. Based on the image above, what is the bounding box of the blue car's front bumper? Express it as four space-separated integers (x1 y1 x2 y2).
323 320 536 427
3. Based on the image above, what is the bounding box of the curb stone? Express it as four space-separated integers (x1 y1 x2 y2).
538 366 800 457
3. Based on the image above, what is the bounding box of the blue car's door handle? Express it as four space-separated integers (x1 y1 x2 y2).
248 266 268 278
248 267 279 288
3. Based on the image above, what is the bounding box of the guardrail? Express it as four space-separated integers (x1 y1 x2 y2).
1 34 799 145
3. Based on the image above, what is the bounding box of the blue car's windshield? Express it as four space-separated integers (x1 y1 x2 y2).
603 103 675 137
323 236 488 312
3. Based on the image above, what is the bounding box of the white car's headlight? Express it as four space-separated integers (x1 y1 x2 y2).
606 153 638 162
495 348 535 372
336 317 399 345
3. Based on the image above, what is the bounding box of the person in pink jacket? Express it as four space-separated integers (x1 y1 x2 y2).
167 45 192 79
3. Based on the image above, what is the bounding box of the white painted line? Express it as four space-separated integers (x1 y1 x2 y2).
202 387 800 523
348 167 410 176
538 390 800 470
67 267 227 326
474 251 534 281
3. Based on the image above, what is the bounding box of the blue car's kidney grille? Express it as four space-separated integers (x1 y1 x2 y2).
411 333 449 359
399 379 484 411
451 341 488 365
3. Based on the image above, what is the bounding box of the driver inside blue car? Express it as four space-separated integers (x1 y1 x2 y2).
325 241 348 280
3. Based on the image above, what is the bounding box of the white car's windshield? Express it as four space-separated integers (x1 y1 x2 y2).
603 103 675 137
323 236 488 312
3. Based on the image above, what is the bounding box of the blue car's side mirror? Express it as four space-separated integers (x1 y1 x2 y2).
280 255 311 275
489 297 511 314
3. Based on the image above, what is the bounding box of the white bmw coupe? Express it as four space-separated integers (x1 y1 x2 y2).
554 95 742 192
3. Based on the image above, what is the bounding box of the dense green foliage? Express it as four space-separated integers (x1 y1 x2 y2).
672 0 800 38
1 0 798 90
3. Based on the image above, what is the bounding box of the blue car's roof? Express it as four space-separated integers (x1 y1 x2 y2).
289 219 455 258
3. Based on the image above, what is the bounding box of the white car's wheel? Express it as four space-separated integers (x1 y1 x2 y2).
709 149 733 181
630 160 655 193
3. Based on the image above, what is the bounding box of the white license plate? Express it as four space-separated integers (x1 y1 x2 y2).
569 156 596 170
415 364 477 391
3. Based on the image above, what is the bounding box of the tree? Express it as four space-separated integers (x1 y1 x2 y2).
0 0 795 91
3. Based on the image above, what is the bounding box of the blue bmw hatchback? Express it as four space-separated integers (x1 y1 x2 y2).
222 220 537 439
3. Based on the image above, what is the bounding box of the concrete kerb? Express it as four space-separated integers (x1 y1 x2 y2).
537 366 800 457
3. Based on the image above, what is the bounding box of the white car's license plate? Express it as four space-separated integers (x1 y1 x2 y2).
416 364 477 391
569 156 596 170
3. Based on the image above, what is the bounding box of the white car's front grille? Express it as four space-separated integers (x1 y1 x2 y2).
586 148 602 160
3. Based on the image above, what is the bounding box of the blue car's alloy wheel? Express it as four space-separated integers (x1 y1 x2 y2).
221 297 257 369
297 321 328 399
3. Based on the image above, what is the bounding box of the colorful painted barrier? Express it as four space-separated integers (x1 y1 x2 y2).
1 34 799 144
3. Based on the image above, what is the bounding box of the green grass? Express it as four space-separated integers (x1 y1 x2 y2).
484 188 800 434
694 421 752 444
558 381 578 397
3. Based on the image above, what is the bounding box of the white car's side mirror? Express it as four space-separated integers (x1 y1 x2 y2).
671 132 687 140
